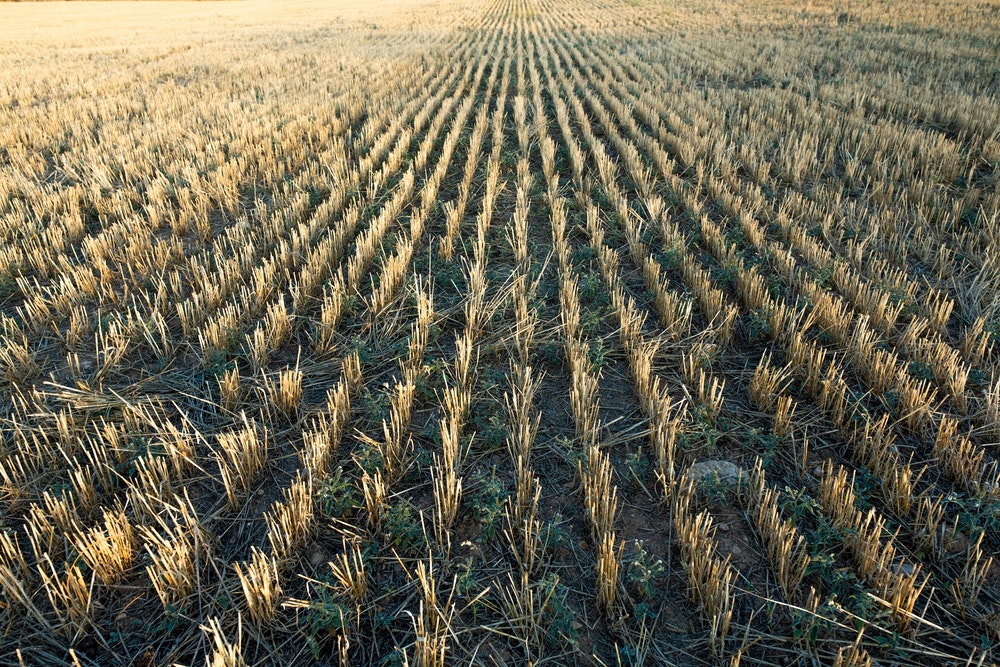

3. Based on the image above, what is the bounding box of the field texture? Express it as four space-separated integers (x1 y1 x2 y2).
2 0 1000 664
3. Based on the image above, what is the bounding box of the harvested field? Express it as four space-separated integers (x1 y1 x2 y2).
2 0 1000 664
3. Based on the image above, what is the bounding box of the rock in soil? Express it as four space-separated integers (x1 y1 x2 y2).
685 460 743 485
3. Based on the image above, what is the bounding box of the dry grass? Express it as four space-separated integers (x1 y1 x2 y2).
0 0 998 664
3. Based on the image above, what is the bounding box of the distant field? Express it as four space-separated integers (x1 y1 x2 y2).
1 0 1000 665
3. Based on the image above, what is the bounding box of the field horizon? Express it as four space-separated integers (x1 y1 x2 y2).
1 0 1000 665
